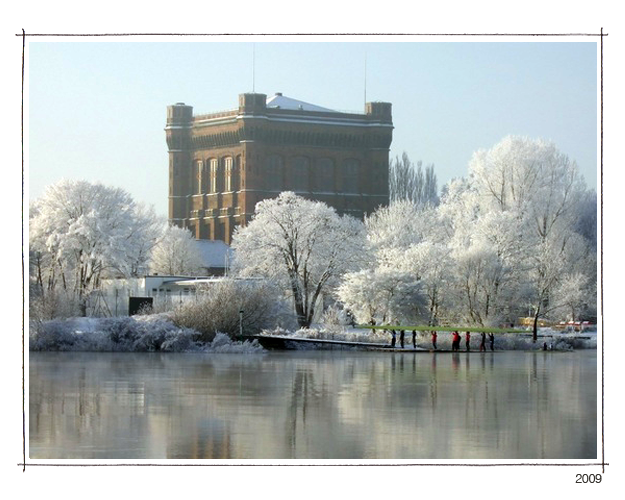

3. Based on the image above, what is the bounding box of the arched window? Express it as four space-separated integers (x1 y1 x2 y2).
292 156 309 192
235 155 243 190
209 158 219 193
265 155 283 191
315 158 334 192
195 160 204 194
342 159 360 194
224 157 233 192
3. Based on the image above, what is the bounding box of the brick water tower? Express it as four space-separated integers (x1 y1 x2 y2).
166 92 393 244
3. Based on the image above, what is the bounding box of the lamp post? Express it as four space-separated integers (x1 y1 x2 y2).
239 309 244 341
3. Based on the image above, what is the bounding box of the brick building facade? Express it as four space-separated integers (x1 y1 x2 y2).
166 92 393 244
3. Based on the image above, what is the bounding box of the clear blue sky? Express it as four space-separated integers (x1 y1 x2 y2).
27 39 598 217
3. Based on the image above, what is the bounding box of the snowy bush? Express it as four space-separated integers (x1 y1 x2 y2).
29 315 267 353
29 318 82 351
204 333 265 353
171 278 294 341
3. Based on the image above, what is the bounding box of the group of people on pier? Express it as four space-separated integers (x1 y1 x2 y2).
389 329 495 351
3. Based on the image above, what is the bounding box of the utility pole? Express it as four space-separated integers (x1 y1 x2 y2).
239 309 244 340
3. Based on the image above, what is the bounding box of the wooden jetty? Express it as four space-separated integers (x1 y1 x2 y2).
252 334 486 352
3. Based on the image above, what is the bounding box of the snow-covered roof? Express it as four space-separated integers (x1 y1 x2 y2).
171 277 264 287
194 239 233 268
266 93 336 113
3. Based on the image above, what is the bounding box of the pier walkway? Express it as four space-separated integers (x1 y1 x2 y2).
253 334 470 352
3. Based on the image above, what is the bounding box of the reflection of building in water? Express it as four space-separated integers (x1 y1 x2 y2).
166 93 393 244
167 419 233 459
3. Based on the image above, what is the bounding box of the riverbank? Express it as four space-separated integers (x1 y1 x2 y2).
29 315 597 353
28 314 264 353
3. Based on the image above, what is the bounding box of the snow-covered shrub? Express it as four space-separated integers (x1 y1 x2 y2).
29 318 82 351
160 330 199 352
171 278 293 341
204 332 265 353
29 315 201 352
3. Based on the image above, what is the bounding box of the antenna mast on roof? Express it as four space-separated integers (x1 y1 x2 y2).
364 51 367 110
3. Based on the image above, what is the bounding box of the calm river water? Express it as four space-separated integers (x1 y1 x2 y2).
29 349 597 460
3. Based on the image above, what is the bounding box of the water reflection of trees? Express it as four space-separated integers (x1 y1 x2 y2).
29 350 597 459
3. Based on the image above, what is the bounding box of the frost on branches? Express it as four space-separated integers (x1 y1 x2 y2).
149 225 204 276
231 192 365 328
338 136 596 336
465 136 594 339
30 179 162 317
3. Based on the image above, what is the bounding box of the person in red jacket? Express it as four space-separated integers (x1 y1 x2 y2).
431 331 437 350
452 331 460 351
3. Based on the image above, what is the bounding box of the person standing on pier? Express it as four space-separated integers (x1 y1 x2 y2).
412 330 417 348
479 332 486 351
391 330 397 348
465 331 471 351
488 333 495 351
431 331 437 350
452 331 460 351
400 330 405 349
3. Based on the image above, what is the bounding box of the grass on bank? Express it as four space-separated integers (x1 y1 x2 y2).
359 324 526 334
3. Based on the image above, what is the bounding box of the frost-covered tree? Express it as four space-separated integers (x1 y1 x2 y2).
231 192 365 328
337 200 439 326
397 240 453 326
30 179 160 316
551 272 590 322
336 267 423 326
121 203 164 278
574 188 598 251
365 199 435 260
149 225 204 276
389 152 439 207
467 136 592 340
336 136 596 335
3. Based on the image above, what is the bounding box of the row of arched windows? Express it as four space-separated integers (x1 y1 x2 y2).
194 156 242 194
193 155 362 194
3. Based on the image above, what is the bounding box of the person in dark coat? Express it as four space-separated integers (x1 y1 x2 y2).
412 330 417 348
465 331 471 351
488 333 495 351
391 330 397 348
400 330 405 349
479 332 486 351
